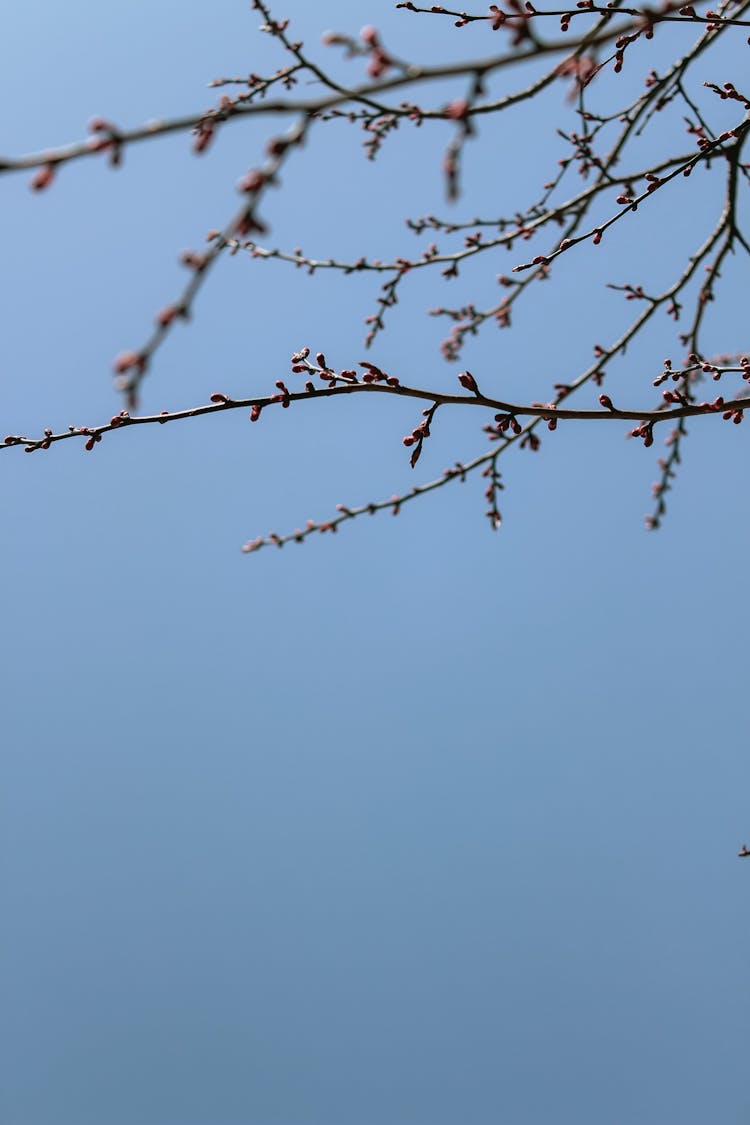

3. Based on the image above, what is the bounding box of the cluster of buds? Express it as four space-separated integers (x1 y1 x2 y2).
704 81 750 110
661 388 690 406
192 117 215 154
562 128 604 179
403 405 437 468
289 347 399 389
490 1 536 43
652 356 703 386
359 361 399 386
81 428 103 452
628 421 655 446
695 396 726 412
359 26 393 79
494 300 512 330
271 380 291 408
481 462 504 529
258 14 289 35
622 284 649 301
493 412 523 435
87 117 123 166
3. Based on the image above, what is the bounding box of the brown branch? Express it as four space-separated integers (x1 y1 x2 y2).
112 114 312 406
512 121 749 274
0 13 700 178
5 371 749 456
5 0 749 551
396 0 750 28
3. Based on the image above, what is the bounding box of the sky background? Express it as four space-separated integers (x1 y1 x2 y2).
1 3 749 1124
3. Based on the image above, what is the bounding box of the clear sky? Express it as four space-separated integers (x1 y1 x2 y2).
1 3 748 1124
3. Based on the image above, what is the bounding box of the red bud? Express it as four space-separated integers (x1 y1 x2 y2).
458 372 478 393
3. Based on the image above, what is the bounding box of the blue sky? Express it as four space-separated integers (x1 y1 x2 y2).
1 3 748 1124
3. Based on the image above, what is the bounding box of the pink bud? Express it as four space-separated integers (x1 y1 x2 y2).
30 164 56 192
237 170 266 194
266 137 289 158
445 99 469 120
458 371 479 393
180 251 208 271
113 350 143 374
193 124 214 154
88 117 116 133
156 305 178 327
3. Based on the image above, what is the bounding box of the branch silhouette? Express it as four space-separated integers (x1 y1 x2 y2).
3 0 749 548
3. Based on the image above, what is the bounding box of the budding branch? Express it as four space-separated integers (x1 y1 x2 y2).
2 0 749 546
